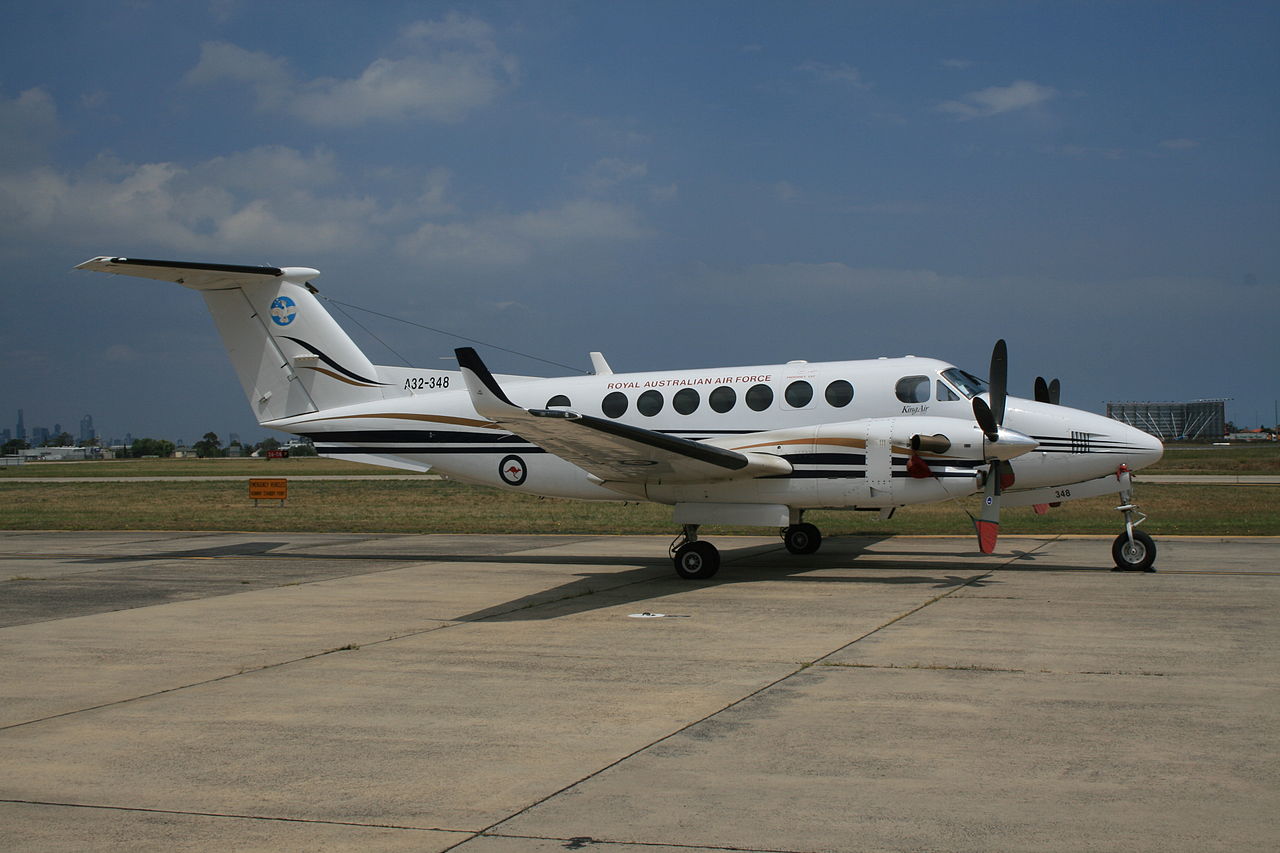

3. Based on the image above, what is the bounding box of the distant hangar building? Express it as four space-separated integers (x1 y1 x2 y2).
1105 399 1226 441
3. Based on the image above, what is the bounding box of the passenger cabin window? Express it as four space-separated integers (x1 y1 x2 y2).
895 375 931 404
673 387 700 415
602 391 628 418
546 394 572 408
784 380 813 408
936 381 960 402
746 383 773 412
825 380 853 408
637 389 663 416
709 385 736 413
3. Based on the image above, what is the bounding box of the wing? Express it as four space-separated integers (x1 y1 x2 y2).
455 347 791 485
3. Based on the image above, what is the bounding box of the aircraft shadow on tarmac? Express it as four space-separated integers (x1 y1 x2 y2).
63 535 1109 624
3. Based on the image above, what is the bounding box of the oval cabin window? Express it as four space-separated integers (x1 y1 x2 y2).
637 389 664 416
784 380 813 408
709 386 736 413
673 387 699 415
602 392 628 418
825 380 853 407
746 384 774 412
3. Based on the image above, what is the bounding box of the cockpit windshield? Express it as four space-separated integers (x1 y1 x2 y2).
940 367 988 399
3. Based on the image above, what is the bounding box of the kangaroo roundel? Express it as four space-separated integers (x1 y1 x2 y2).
499 455 528 486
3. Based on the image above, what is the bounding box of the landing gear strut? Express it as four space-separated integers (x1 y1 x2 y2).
671 524 720 580
1111 465 1156 572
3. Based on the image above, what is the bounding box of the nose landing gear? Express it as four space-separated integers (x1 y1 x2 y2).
1111 465 1156 572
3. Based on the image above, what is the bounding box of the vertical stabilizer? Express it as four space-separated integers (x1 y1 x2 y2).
77 257 391 424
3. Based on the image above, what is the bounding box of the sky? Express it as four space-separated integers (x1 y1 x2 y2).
2 0 1277 445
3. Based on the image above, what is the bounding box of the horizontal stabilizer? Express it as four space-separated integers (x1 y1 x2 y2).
75 256 319 290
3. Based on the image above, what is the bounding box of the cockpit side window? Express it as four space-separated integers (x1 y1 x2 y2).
940 367 989 399
895 375 931 404
936 380 960 402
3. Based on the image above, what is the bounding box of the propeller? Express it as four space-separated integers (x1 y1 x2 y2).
970 339 1027 555
1034 376 1061 405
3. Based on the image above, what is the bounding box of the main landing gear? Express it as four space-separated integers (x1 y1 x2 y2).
670 518 826 579
671 525 720 580
782 522 822 555
1111 465 1156 572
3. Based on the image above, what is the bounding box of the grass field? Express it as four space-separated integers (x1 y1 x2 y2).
0 456 401 478
3 443 1275 479
1152 443 1279 474
2 478 1276 536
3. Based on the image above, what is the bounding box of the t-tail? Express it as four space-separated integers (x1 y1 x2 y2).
76 257 400 424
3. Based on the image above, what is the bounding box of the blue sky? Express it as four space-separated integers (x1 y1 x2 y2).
2 1 1277 444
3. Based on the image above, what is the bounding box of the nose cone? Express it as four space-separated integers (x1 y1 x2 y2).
1085 409 1163 471
1123 423 1164 471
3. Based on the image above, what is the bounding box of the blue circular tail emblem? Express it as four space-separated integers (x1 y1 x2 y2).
270 296 297 326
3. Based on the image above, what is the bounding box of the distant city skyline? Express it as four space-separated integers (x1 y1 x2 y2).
6 407 271 449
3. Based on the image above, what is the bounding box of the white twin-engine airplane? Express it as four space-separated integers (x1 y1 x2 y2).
79 256 1165 578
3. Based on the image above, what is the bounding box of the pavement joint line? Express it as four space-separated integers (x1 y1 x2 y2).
0 798 468 835
815 662 1172 677
480 829 817 853
463 542 1013 850
0 554 671 731
0 620 451 732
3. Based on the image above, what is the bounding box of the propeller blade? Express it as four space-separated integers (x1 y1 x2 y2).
1034 376 1050 403
974 464 1001 554
973 396 999 442
988 339 1007 425
1048 378 1061 405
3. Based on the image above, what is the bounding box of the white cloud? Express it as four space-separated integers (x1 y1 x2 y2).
184 14 517 127
191 146 340 192
579 158 648 194
938 80 1056 120
0 148 380 256
397 199 650 268
797 61 870 89
0 87 59 166
183 42 293 110
774 181 800 202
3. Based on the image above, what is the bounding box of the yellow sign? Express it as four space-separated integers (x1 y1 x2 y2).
249 478 288 505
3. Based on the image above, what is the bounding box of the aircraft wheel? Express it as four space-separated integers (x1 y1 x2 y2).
1111 530 1156 572
783 522 822 555
673 541 720 580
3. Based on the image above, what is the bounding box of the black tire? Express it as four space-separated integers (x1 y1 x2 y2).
783 522 822 555
1111 530 1156 572
673 541 720 580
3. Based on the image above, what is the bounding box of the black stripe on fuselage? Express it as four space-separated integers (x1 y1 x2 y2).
316 446 546 455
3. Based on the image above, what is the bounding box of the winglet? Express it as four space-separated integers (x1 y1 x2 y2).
455 347 522 420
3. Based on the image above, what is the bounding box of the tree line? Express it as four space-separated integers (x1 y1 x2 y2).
2 433 314 458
